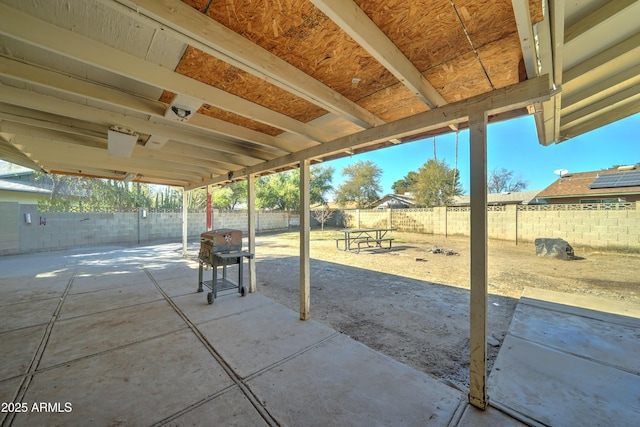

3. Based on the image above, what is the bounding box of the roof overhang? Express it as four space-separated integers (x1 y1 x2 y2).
514 0 640 145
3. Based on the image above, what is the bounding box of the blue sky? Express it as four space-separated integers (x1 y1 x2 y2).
324 112 640 196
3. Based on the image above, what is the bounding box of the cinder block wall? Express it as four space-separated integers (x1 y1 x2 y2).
15 205 208 254
0 202 20 255
1 203 295 255
344 203 639 252
517 206 640 252
3 202 637 254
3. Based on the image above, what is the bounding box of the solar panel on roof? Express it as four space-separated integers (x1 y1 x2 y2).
589 171 640 189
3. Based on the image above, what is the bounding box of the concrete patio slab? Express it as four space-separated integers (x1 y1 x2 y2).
144 263 200 282
152 275 200 297
197 299 338 379
13 330 236 426
457 404 528 426
248 332 465 426
172 292 276 325
70 269 152 294
0 277 69 306
58 281 163 320
508 301 640 373
0 377 23 425
0 325 45 380
0 297 59 333
39 300 186 368
488 288 640 427
164 387 269 427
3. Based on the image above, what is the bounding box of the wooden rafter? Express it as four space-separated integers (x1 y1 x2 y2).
107 0 384 129
309 0 448 110
0 3 330 143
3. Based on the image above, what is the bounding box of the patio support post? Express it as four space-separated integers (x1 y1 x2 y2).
247 173 257 293
182 189 188 257
299 159 311 320
468 107 488 409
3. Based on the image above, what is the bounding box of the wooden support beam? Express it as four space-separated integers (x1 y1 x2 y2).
468 108 488 410
310 0 447 109
0 56 297 154
111 0 383 129
186 75 551 190
564 0 636 43
182 191 188 257
511 0 538 78
299 159 311 320
247 174 257 293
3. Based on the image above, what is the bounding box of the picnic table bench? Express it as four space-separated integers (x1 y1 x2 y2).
335 228 396 253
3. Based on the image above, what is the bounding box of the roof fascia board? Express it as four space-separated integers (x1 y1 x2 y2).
108 0 383 129
309 0 448 109
0 3 330 143
549 0 564 143
187 75 552 189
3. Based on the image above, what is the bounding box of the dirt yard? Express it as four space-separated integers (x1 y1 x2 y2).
252 229 640 390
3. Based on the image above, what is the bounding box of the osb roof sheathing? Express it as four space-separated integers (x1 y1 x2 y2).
169 0 541 135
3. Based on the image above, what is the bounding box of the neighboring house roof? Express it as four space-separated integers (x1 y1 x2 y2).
451 190 544 206
367 194 416 209
537 167 640 199
0 161 34 178
0 180 51 195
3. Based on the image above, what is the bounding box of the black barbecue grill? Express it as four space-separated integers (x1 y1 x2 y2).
197 228 253 304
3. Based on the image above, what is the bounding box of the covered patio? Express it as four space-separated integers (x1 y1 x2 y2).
1 0 639 422
1 243 516 426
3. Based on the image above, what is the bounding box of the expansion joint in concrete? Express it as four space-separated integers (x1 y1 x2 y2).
141 266 281 427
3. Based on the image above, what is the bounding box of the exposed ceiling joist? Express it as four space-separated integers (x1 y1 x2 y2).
512 0 538 78
564 0 637 43
0 3 331 143
0 84 279 162
0 55 302 154
10 135 207 183
561 63 640 114
563 32 640 86
561 85 640 130
108 0 384 130
309 0 447 110
559 94 640 139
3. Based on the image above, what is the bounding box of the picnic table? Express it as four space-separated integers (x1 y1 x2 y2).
335 228 396 253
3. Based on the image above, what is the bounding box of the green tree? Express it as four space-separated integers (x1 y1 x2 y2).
488 167 528 193
334 160 382 208
411 159 462 207
255 165 334 211
209 181 246 211
392 171 419 194
309 165 335 204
